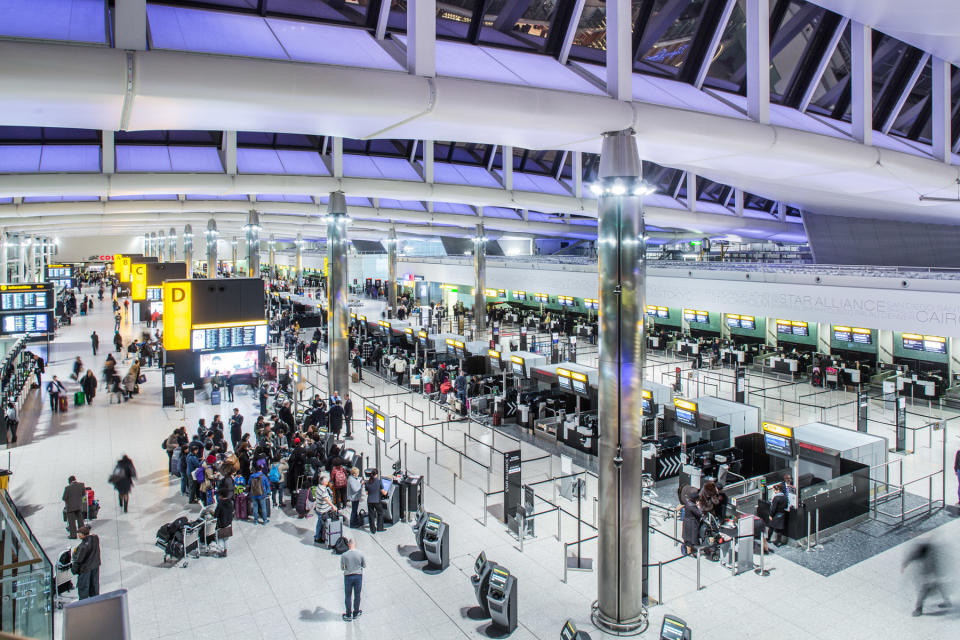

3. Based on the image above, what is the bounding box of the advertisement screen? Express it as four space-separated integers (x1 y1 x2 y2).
199 350 259 378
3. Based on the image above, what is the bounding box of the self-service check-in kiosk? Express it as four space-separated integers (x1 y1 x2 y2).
486 565 518 633
471 552 494 617
659 614 692 639
421 513 450 571
382 476 401 525
509 351 547 428
413 510 432 553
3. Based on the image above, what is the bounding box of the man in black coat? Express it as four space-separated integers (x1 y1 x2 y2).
230 408 244 452
328 400 344 439
72 526 101 599
343 395 353 439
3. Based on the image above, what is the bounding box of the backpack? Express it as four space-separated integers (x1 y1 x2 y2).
268 464 280 483
250 474 264 497
333 536 349 555
161 438 168 451
192 466 204 483
332 466 347 489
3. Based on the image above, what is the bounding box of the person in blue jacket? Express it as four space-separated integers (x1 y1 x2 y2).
186 445 202 504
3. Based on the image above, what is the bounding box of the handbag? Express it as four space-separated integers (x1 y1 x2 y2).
217 525 233 539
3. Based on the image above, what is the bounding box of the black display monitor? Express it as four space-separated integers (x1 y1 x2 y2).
146 287 163 301
658 308 669 318
557 371 572 391
511 360 524 378
740 317 755 330
791 323 808 336
902 334 924 351
474 551 487 575
0 312 50 334
0 288 51 312
776 322 792 334
571 378 588 396
833 326 852 342
726 316 740 328
675 408 696 428
489 566 510 590
852 329 872 345
695 311 708 324
764 432 795 458
924 337 946 354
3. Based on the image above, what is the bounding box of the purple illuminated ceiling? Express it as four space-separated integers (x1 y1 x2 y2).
237 148 330 175
115 145 223 172
0 145 99 172
343 155 421 181
0 0 106 43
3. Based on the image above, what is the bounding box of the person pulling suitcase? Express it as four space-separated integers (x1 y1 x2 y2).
313 475 340 545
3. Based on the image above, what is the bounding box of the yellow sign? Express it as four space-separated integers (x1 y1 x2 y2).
0 284 48 291
350 312 356 319
762 422 793 438
740 315 754 322
131 263 147 300
405 327 413 335
924 335 946 343
570 371 588 383
358 315 366 322
556 368 572 378
791 321 807 328
834 325 851 332
453 340 464 348
902 332 923 340
673 398 698 412
323 256 328 278
484 288 498 297
510 355 524 365
192 319 266 330
113 254 122 273
120 256 132 282
445 338 455 346
488 349 500 359
379 320 390 328
418 330 428 339
852 327 871 335
162 281 192 350
641 389 652 400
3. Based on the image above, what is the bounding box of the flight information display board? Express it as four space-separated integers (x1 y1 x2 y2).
762 422 795 458
191 323 267 351
902 333 944 353
556 368 572 391
851 327 872 344
0 284 52 312
902 333 924 350
1 313 51 334
147 287 163 301
46 265 73 279
683 309 707 323
513 291 527 301
833 326 852 342
583 298 599 310
673 398 698 428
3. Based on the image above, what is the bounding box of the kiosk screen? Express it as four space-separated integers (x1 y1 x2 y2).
199 350 258 378
489 350 501 370
675 408 696 427
660 615 689 640
1 313 49 333
474 551 487 575
556 369 572 391
833 326 852 342
511 358 525 378
489 567 509 591
902 334 924 351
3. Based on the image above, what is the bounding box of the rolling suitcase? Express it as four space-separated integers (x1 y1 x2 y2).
58 396 68 412
74 391 85 406
325 514 343 549
235 492 249 520
211 388 221 405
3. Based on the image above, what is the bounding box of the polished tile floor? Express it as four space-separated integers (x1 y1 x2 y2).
6 290 959 639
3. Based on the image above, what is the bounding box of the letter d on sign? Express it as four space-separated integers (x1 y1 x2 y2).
163 281 192 351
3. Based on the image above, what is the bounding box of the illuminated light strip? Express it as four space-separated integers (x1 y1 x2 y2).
556 368 572 378
192 319 267 329
851 327 871 334
762 422 793 438
510 355 524 364
923 334 946 342
488 350 500 359
641 389 652 399
570 371 587 382
902 333 923 340
673 398 697 412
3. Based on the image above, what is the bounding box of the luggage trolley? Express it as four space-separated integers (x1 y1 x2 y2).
55 547 77 609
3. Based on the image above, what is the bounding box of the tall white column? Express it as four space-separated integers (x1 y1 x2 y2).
746 0 770 123
932 57 952 163
851 21 873 145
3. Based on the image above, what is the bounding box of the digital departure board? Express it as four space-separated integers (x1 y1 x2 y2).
0 289 50 311
923 335 946 353
513 291 527 301
556 368 572 391
46 265 72 279
533 293 549 303
583 298 599 310
739 315 755 330
147 287 163 301
833 326 852 342
726 314 741 328
902 334 923 350
1 313 50 334
684 309 707 323
191 323 267 351
791 321 808 336
776 320 793 334
557 295 574 306
49 278 74 290
851 327 872 345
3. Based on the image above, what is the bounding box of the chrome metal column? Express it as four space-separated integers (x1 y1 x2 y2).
158 230 166 263
205 218 218 278
151 231 158 258
295 232 303 287
326 192 350 399
26 238 36 282
473 224 486 334
183 224 194 275
231 237 238 275
268 235 276 279
168 227 177 262
144 233 151 258
387 226 398 318
592 129 649 635
245 210 261 277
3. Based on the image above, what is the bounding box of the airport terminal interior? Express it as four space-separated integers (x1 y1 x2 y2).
1 0 960 639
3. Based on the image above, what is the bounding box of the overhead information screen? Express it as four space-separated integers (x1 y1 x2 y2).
556 368 572 391
419 330 429 348
557 295 574 306
46 265 73 279
833 326 852 342
533 293 548 303
513 291 527 301
488 350 502 370
191 323 267 351
583 298 599 310
726 313 755 329
762 422 795 458
446 338 456 355
641 389 652 414
739 315 755 330
570 371 588 396
1 313 50 334
673 398 698 428
902 333 924 351
684 309 708 323
510 355 525 378
923 335 946 353
791 321 808 336
0 285 51 311
851 327 872 344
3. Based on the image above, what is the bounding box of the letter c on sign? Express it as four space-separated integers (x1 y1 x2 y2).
172 287 185 303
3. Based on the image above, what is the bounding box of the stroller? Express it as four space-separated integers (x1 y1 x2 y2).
55 547 76 609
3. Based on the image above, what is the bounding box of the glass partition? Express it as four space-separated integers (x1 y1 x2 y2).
0 492 54 639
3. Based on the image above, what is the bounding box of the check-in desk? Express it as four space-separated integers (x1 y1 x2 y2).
767 356 799 378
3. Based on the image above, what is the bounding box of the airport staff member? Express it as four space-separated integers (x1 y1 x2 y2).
341 538 365 621
72 526 101 600
62 476 86 539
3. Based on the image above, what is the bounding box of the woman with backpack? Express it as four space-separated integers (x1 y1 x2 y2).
332 463 348 509
108 455 137 513
269 458 287 508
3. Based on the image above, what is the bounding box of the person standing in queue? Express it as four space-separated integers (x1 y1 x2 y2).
343 394 353 439
328 400 344 440
90 331 99 356
364 469 386 534
225 372 235 402
62 476 86 539
341 538 366 621
72 526 101 600
230 408 244 452
4 402 18 444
